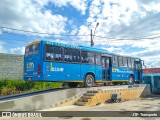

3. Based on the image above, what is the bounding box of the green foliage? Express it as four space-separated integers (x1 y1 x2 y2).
0 80 61 96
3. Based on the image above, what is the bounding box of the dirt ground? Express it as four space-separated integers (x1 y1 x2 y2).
1 95 160 120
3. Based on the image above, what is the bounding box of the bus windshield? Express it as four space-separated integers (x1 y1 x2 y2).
25 44 39 57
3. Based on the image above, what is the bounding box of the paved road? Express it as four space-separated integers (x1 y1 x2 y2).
1 95 160 120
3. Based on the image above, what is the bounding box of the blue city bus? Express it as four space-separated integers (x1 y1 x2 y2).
24 40 143 87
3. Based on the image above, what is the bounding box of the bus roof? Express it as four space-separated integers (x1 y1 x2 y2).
26 40 40 47
27 40 140 59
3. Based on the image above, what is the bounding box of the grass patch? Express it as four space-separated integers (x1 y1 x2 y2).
0 79 61 96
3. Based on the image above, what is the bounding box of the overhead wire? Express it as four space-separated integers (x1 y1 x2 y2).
94 35 160 40
0 25 160 42
0 26 89 37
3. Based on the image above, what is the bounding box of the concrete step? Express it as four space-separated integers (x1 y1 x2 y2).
78 98 91 102
87 90 98 93
75 101 86 106
82 95 92 99
85 93 97 96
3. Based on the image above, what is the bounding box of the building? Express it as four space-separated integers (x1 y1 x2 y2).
143 68 160 94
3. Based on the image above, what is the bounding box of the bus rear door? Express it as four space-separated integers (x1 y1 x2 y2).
102 56 111 81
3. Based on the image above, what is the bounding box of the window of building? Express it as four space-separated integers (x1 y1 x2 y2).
123 57 128 67
81 51 95 64
95 53 101 65
118 56 123 67
45 45 62 61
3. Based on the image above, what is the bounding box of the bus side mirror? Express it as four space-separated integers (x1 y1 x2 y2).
141 60 146 69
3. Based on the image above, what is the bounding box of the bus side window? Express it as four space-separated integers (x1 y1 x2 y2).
112 56 115 66
128 58 132 68
46 53 51 60
131 59 135 68
81 51 88 63
64 48 72 62
72 49 80 63
87 52 94 64
45 45 54 61
118 56 123 67
45 45 62 62
81 51 94 64
123 57 128 67
53 47 62 61
95 53 101 65
112 56 118 66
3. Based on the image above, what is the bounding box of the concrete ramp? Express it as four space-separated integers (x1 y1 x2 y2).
0 84 150 111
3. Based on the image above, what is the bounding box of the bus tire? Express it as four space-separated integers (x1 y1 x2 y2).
68 82 79 88
62 82 68 87
128 75 135 85
85 74 94 87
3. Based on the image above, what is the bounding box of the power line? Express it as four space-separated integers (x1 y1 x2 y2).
1 25 160 41
0 26 89 37
0 37 159 45
94 35 160 40
1 38 160 46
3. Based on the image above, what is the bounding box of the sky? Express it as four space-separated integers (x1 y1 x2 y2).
0 0 160 68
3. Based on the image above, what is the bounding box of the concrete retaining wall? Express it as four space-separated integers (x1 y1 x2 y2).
75 84 151 106
0 53 23 80
0 84 151 111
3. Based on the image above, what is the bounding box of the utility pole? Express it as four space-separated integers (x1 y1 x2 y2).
90 22 99 47
91 29 94 47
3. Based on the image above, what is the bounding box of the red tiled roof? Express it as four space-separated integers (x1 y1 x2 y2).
143 68 160 74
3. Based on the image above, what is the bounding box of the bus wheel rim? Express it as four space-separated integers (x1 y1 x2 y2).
86 76 93 86
129 77 133 83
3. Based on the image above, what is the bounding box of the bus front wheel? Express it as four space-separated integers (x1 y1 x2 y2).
85 74 94 87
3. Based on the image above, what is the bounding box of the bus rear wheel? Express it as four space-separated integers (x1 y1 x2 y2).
128 75 135 85
85 74 94 87
68 82 79 88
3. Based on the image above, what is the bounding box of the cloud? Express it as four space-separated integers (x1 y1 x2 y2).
0 41 7 53
0 0 160 67
140 0 160 12
0 0 67 36
9 47 25 55
46 0 87 15
0 45 6 53
107 12 160 38
104 47 123 53
77 0 160 41
0 27 3 34
74 0 160 67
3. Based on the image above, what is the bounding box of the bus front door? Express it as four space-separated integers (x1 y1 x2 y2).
102 57 111 81
134 61 142 82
